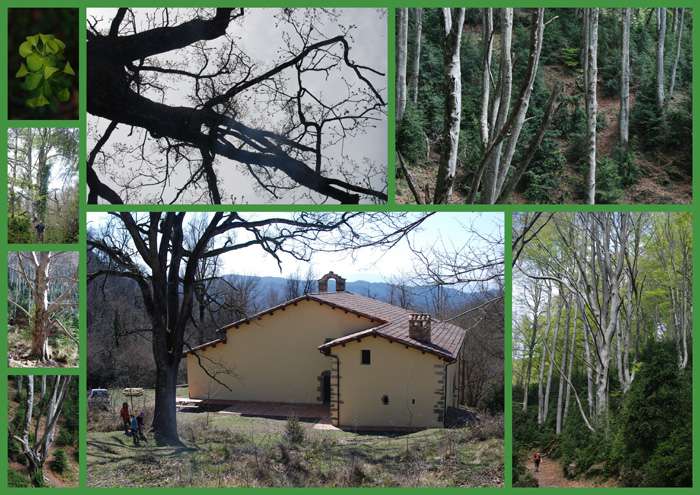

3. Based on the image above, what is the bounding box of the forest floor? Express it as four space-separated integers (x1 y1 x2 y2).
526 451 617 488
87 389 503 488
7 392 79 487
396 65 691 205
8 325 78 368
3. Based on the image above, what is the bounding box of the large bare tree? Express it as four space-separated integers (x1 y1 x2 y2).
87 9 387 205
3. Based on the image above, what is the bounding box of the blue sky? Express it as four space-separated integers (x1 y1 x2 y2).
87 212 503 284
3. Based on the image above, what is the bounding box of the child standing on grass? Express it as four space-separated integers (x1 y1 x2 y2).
130 415 140 446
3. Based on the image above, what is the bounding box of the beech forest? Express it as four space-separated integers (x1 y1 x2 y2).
395 8 692 204
512 212 691 487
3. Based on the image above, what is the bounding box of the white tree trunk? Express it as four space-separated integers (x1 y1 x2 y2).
656 8 667 108
433 8 465 204
396 8 409 124
480 8 493 147
668 8 684 100
409 8 423 105
619 8 631 149
555 300 571 435
537 284 553 424
585 9 599 204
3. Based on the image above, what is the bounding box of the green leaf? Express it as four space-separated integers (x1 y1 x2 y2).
15 63 29 78
24 72 43 90
44 65 59 79
39 33 52 44
63 61 75 76
57 88 70 102
46 39 59 54
26 53 44 72
26 34 40 47
54 37 66 51
27 94 50 108
19 41 34 58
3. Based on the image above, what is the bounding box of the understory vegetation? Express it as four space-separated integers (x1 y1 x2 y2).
396 8 692 204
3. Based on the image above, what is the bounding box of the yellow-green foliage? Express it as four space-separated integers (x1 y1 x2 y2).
16 33 74 108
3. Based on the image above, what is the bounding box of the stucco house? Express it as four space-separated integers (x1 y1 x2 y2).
184 272 467 430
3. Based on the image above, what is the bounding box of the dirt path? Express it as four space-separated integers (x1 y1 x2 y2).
527 451 616 488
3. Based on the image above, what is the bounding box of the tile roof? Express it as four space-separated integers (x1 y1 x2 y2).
185 291 467 361
312 291 466 361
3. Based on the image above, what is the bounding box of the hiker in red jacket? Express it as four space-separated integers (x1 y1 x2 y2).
119 402 130 434
533 452 542 472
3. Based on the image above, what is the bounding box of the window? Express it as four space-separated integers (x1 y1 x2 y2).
381 395 389 405
361 349 371 365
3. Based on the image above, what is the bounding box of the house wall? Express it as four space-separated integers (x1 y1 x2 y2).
331 336 450 429
186 299 376 403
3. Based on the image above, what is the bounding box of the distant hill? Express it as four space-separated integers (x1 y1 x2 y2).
222 274 484 315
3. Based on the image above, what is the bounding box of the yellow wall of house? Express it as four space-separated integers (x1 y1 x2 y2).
332 337 455 429
186 299 376 403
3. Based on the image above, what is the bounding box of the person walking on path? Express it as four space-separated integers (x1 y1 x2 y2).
533 452 542 473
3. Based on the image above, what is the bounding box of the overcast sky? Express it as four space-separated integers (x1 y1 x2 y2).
87 8 387 205
87 212 503 285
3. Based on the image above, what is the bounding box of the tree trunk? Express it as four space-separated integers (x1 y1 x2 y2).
409 8 423 105
585 9 599 204
563 299 578 425
537 285 552 425
396 8 409 124
556 301 571 435
668 8 684 100
481 8 513 203
543 296 562 423
30 252 52 361
656 8 667 109
619 8 631 150
433 8 465 204
152 358 182 445
480 8 493 147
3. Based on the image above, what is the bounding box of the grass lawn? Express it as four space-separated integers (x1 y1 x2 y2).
88 392 503 488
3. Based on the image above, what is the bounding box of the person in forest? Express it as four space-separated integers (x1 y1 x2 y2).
130 415 140 446
533 452 542 472
34 221 45 242
136 411 147 443
119 402 130 434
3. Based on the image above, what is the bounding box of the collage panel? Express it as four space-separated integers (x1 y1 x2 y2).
7 373 80 487
7 8 79 120
7 127 79 244
395 8 692 205
512 211 692 488
86 8 388 205
7 251 79 368
85 211 504 487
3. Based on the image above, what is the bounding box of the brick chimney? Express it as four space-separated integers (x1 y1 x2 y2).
318 271 346 292
408 313 431 342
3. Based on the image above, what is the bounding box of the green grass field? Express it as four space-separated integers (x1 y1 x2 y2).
87 389 503 488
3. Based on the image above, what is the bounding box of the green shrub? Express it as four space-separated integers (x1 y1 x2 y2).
595 157 623 204
397 104 427 166
8 469 32 487
285 415 305 445
50 449 68 474
8 213 33 243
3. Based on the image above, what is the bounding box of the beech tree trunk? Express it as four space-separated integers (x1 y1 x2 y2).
396 8 409 124
555 300 571 435
433 8 465 204
481 8 513 204
620 8 631 150
656 8 667 109
537 285 552 425
668 8 685 100
585 9 599 204
29 252 52 361
409 8 423 105
543 296 562 423
480 8 493 147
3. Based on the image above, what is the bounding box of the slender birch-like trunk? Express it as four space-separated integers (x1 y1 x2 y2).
620 8 631 150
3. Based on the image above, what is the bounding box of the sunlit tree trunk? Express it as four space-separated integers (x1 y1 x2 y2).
668 8 685 100
585 9 599 204
480 8 493 147
396 8 409 124
409 8 423 105
619 8 631 150
656 8 667 108
433 8 465 203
